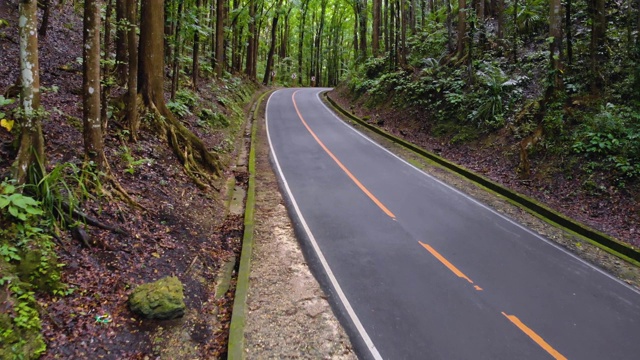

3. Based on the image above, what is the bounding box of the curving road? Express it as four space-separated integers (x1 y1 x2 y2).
265 88 640 360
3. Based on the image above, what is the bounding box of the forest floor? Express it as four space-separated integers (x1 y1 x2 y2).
328 85 640 256
1 4 252 358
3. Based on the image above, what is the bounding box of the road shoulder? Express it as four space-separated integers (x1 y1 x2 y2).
242 102 356 359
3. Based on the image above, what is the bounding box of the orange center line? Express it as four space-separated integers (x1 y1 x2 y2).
501 312 567 360
419 241 475 285
291 91 396 219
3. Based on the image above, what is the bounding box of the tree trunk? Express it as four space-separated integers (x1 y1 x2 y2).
139 0 222 181
496 0 503 39
115 0 128 84
373 0 381 56
126 0 139 140
83 0 106 169
445 0 453 52
246 0 257 78
589 0 606 94
513 0 517 62
215 0 225 77
193 0 203 88
456 0 466 60
400 0 407 65
38 0 51 37
297 0 310 84
263 0 283 85
14 0 45 184
101 0 113 130
356 0 367 62
549 0 563 91
171 0 184 99
565 0 572 64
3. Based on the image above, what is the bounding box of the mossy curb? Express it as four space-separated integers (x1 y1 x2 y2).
323 92 640 267
227 90 272 360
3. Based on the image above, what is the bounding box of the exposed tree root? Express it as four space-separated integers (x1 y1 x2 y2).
144 100 222 191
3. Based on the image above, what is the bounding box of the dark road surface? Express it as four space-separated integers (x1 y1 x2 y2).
265 88 640 360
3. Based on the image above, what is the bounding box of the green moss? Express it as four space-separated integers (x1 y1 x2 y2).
128 276 186 320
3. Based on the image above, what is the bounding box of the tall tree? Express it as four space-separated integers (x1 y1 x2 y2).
139 0 222 180
245 0 257 78
215 0 226 77
126 0 139 140
457 0 466 60
355 0 367 62
193 0 204 87
263 0 283 85
589 0 606 93
297 0 311 85
115 0 129 83
549 0 563 91
13 0 45 183
372 0 382 56
83 0 106 168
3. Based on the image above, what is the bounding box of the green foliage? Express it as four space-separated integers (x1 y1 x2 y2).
572 104 640 179
119 146 152 175
168 89 199 117
199 108 229 128
469 62 525 131
25 162 102 229
0 180 71 359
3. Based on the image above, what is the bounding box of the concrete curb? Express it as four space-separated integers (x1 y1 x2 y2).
227 90 271 359
324 92 640 267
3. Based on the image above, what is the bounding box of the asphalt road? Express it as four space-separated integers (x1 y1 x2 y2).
265 88 640 360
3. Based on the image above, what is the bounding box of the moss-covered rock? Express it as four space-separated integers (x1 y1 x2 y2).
128 276 186 320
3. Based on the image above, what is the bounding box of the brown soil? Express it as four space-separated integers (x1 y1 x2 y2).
1 4 250 358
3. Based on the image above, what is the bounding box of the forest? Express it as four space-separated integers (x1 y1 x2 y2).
0 0 639 357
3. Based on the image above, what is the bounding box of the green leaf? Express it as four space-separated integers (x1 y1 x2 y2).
2 184 16 194
8 205 19 218
25 207 44 215
0 196 9 208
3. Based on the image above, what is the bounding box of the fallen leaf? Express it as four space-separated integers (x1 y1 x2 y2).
1 119 14 132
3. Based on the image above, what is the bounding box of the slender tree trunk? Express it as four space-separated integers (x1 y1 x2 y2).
14 0 45 183
126 0 139 140
297 0 310 84
496 0 503 39
263 0 283 85
513 0 517 62
445 0 453 52
356 0 368 62
38 0 51 37
565 0 572 64
115 0 128 83
246 0 256 78
101 0 113 129
589 0 606 94
549 0 563 91
400 0 407 65
193 0 203 87
215 0 225 77
457 0 466 59
83 0 106 169
171 0 184 99
373 0 381 56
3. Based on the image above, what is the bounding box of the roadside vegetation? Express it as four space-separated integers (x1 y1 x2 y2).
336 0 640 247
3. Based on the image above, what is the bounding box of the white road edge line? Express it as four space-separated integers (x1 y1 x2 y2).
315 89 640 296
266 89 385 360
